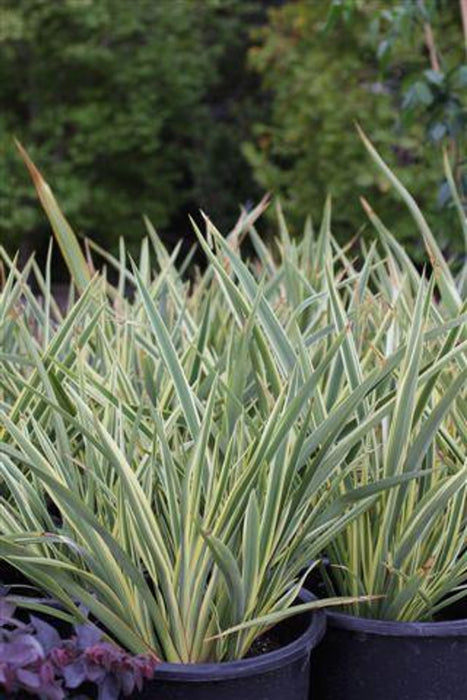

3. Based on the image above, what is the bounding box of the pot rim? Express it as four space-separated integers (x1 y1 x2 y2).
153 588 325 682
326 610 467 638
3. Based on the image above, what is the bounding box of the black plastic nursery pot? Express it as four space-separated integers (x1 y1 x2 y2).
311 609 467 700
135 589 325 700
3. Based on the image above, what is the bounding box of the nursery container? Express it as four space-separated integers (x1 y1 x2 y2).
135 589 325 700
311 609 467 700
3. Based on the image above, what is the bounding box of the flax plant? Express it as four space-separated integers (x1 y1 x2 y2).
0 261 391 661
318 132 467 621
0 138 465 666
0 150 394 662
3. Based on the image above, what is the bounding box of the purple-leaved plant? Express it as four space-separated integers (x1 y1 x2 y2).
0 588 158 699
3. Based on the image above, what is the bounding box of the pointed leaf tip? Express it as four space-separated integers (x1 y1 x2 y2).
14 141 91 293
359 197 374 216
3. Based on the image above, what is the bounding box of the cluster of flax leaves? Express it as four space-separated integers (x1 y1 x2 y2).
0 133 465 664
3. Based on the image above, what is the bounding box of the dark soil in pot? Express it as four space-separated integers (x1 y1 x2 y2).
132 588 325 700
311 606 467 700
435 595 467 622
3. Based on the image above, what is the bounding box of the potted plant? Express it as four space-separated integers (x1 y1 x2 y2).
310 135 467 700
0 150 401 699
0 264 388 699
3 140 464 699
311 319 466 699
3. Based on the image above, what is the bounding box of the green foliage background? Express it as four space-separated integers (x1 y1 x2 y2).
0 0 465 266
0 0 262 260
245 0 466 260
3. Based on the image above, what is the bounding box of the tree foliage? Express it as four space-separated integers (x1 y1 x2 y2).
245 0 466 261
0 0 465 265
0 0 260 260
